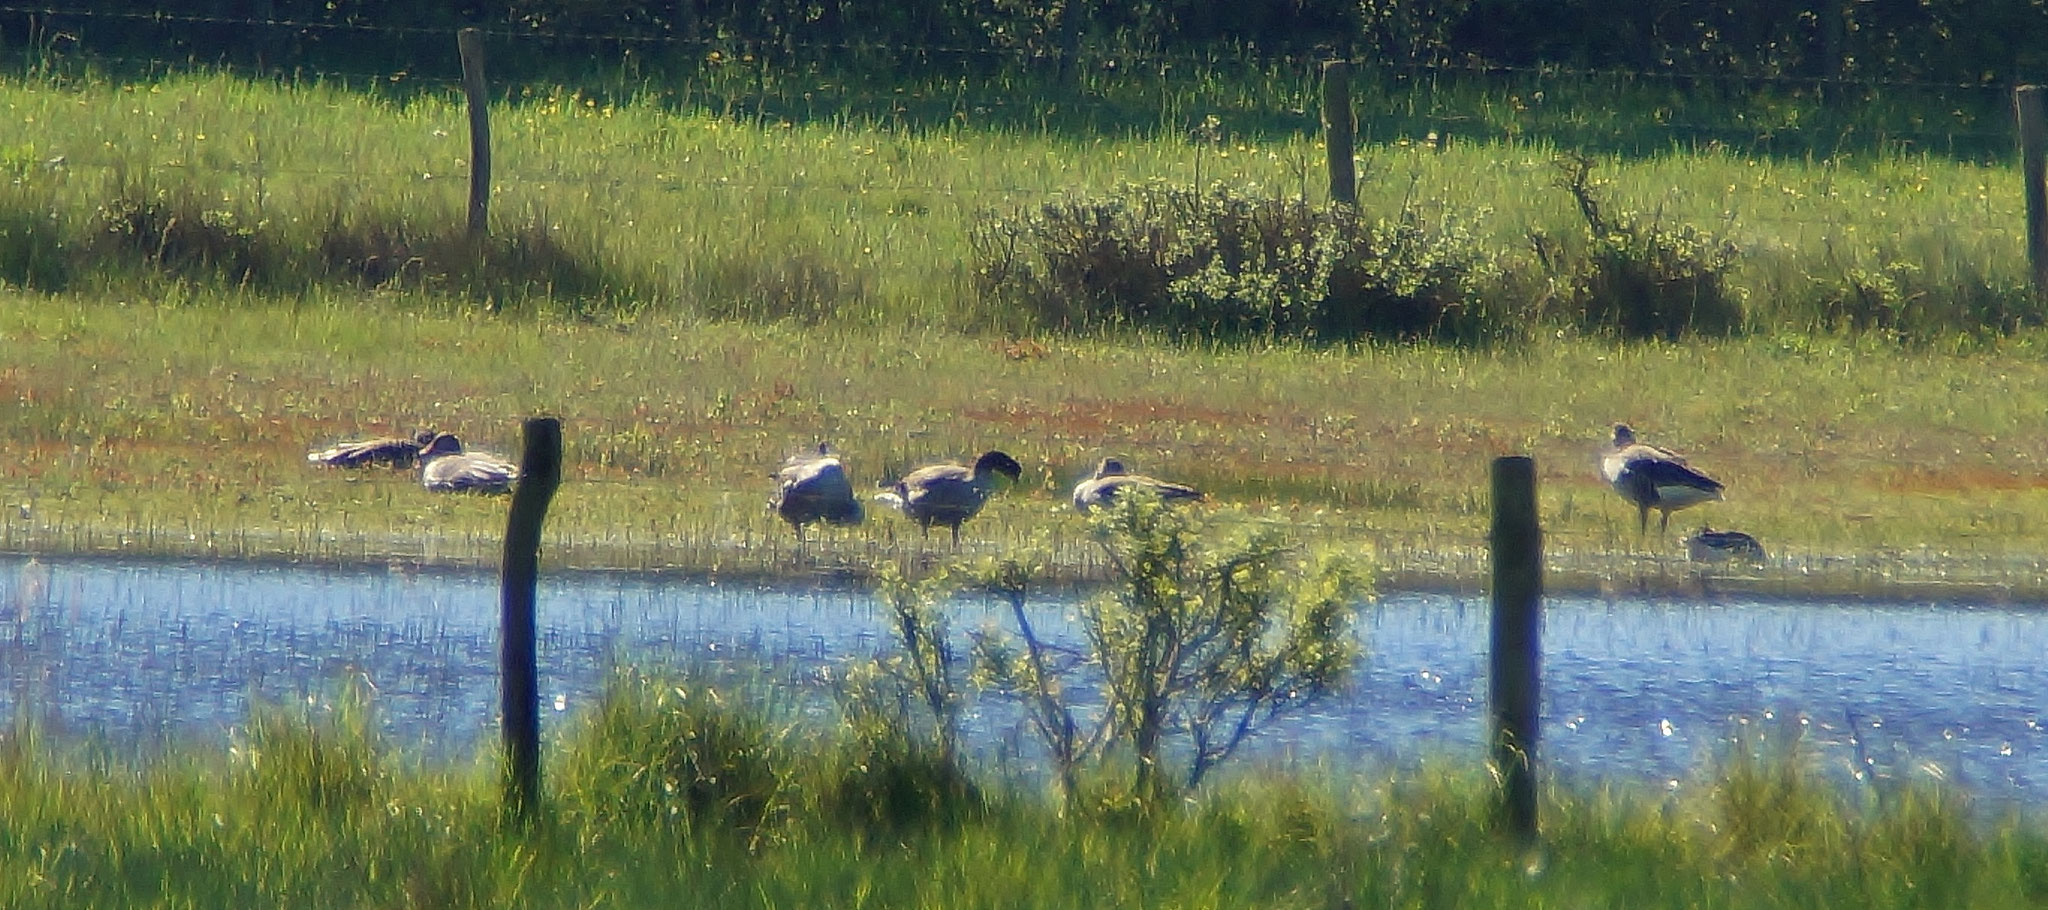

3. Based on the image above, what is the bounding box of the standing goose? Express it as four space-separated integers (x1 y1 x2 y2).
772 443 864 538
419 433 519 493
1601 424 1723 536
308 430 438 468
1071 457 1205 513
874 450 1024 546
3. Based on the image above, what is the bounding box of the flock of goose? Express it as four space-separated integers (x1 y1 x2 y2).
772 445 1203 543
304 431 1205 544
304 422 1761 562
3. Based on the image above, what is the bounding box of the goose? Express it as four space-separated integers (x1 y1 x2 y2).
874 450 1024 546
1071 457 1205 513
1685 527 1766 564
1601 424 1723 536
772 443 864 537
307 430 438 468
419 433 519 493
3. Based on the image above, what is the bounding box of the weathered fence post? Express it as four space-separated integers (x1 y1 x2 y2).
1322 60 1357 207
2017 86 2048 300
502 417 562 821
458 27 492 240
1489 456 1541 841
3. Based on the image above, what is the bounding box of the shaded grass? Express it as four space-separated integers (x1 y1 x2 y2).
7 295 2048 597
3 670 2046 908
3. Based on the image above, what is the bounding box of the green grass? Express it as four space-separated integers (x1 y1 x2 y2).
3 672 2044 908
0 70 2039 594
8 294 2048 595
0 70 2028 333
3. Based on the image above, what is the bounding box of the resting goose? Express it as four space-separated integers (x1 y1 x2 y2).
874 450 1024 546
772 443 864 538
1601 424 1723 536
308 430 437 468
1071 457 1204 513
419 433 519 493
1685 527 1766 564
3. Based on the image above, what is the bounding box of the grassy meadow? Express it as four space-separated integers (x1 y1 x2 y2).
0 69 2042 593
8 296 2048 595
6 62 2048 906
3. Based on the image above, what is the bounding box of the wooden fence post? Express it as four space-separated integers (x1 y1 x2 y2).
502 417 562 821
1322 60 1357 206
458 28 492 240
1489 455 1541 842
2017 85 2048 300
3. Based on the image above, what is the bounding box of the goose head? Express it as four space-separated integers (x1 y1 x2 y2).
420 433 465 460
974 450 1024 483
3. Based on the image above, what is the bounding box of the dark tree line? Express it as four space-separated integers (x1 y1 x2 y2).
13 1 2048 87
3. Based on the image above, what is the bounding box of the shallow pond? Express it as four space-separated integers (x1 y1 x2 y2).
2 555 2044 806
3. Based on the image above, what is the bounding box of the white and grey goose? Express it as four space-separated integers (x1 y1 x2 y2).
418 433 519 493
772 443 865 538
874 450 1024 546
1601 424 1723 536
1071 457 1205 513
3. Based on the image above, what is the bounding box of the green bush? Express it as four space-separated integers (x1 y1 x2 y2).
974 181 1503 343
1555 155 1746 340
967 499 1374 804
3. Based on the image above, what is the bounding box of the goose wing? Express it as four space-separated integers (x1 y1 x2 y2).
309 435 425 468
423 452 519 492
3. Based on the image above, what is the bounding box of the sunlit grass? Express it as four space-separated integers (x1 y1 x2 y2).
0 71 2039 592
2 673 2045 908
0 71 2028 332
6 293 2048 596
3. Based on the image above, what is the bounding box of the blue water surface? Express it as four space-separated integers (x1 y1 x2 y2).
2 555 2042 806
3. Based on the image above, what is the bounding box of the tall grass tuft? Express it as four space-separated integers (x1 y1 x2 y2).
554 668 790 838
230 676 386 816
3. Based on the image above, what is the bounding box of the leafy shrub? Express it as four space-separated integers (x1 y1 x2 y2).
973 180 1502 343
967 499 1373 803
1556 155 1746 340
